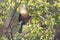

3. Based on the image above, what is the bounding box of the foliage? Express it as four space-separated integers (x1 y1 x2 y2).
0 0 60 40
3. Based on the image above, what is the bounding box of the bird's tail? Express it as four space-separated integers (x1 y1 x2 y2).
18 25 23 33
18 21 25 33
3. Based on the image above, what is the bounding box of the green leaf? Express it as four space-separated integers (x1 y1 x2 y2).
7 0 11 4
1 3 5 8
12 1 15 7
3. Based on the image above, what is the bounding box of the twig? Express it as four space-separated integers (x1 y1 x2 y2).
3 28 11 40
10 26 13 40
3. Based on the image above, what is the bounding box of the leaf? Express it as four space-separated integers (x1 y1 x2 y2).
57 3 60 8
1 3 5 8
58 15 60 20
17 7 20 12
12 1 15 7
45 21 48 25
0 19 4 26
7 0 11 4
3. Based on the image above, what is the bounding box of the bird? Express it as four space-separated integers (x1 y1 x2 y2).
18 4 31 33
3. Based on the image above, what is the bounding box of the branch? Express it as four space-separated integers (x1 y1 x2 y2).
5 0 22 40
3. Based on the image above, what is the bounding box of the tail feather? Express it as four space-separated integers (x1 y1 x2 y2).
18 21 25 33
18 26 23 33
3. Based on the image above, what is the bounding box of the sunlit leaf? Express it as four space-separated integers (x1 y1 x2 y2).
57 3 60 7
58 15 60 20
12 1 15 7
45 21 48 25
1 3 5 8
7 0 11 4
17 7 20 12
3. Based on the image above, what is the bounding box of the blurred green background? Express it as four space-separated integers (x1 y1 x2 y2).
0 0 60 40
